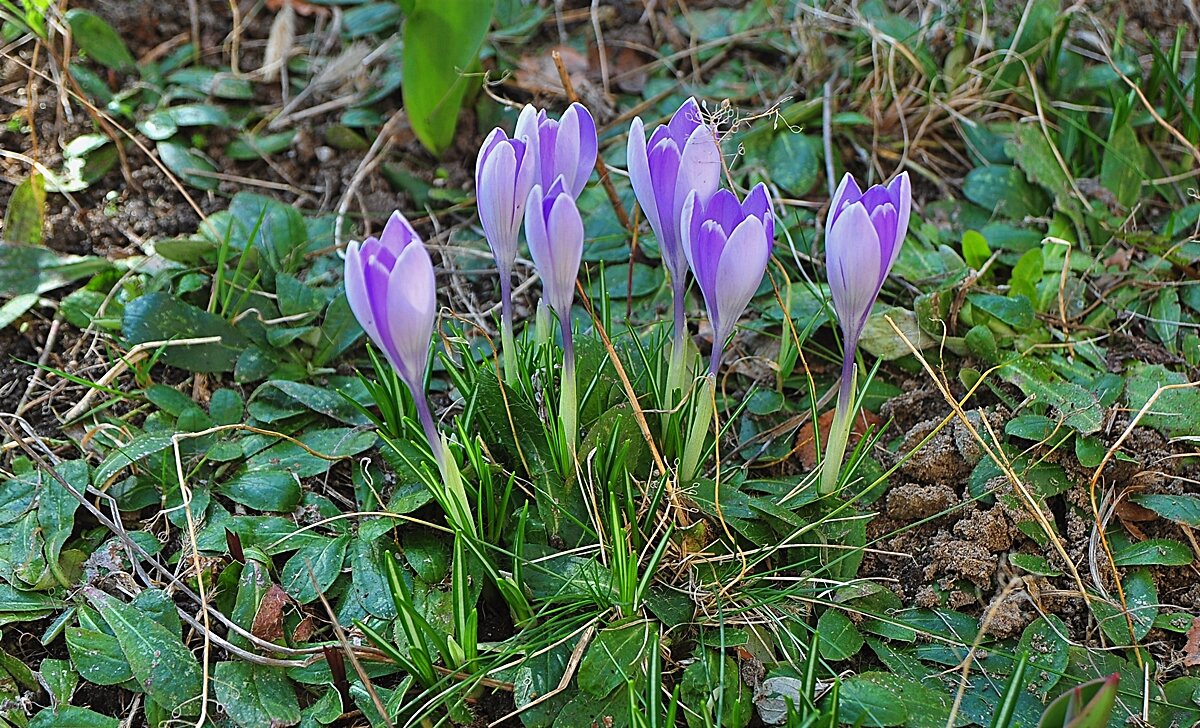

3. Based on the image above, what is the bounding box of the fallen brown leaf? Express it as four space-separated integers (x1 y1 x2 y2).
1184 617 1200 668
796 409 884 471
251 584 290 642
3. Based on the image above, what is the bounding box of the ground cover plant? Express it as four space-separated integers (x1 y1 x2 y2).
0 1 1199 726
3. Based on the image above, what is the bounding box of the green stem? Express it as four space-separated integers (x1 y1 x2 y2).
560 315 577 465
818 353 858 495
500 275 517 387
679 373 715 483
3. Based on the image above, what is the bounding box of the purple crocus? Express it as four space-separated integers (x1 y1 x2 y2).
515 102 597 198
524 177 585 457
825 171 911 352
819 171 911 494
344 211 442 463
681 183 775 375
627 98 722 348
476 115 537 383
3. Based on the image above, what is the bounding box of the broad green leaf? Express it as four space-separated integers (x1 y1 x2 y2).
226 131 297 160
4 173 46 245
817 609 864 661
969 292 1035 330
1090 568 1157 645
680 652 752 728
0 293 39 331
95 433 174 484
1009 553 1061 576
999 357 1102 434
1130 494 1200 527
65 9 135 71
157 141 218 191
403 530 451 584
1123 362 1200 438
1017 615 1069 697
767 132 821 195
1100 121 1145 208
836 672 908 727
281 534 350 604
552 689 630 728
28 706 119 728
123 292 250 373
1111 538 1192 567
218 471 302 512
961 229 991 270
245 428 375 478
962 165 1049 219
66 626 132 685
402 0 495 155
213 661 301 728
83 587 203 716
577 622 651 697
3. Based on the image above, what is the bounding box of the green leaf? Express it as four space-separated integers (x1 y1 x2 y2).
1017 615 1069 698
156 141 218 191
83 587 203 716
1149 288 1182 351
218 470 302 512
962 165 1049 219
1100 121 1145 208
281 535 350 604
245 427 375 477
123 292 250 373
65 9 136 71
1009 553 1062 577
402 0 495 155
403 530 450 584
998 357 1102 434
0 293 39 331
226 131 297 160
961 229 991 270
4 173 46 245
65 626 133 685
969 292 1035 330
1111 538 1192 567
836 672 908 727
28 706 119 728
95 433 174 484
578 622 651 697
1123 362 1200 438
1090 568 1157 645
1037 675 1119 728
213 661 301 728
313 293 364 366
1130 494 1200 527
817 609 864 661
767 132 821 196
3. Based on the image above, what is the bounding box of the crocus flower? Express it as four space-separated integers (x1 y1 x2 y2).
476 115 537 383
344 211 442 463
681 183 775 376
524 177 585 460
819 171 911 494
825 171 911 352
515 102 597 198
627 98 722 350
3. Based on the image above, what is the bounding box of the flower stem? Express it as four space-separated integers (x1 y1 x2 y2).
500 274 517 387
412 387 445 469
665 281 689 406
559 315 577 465
818 348 858 495
679 372 715 483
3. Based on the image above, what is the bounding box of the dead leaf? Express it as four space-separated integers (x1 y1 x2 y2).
292 614 316 643
260 0 296 82
513 45 589 97
251 584 290 642
1184 617 1200 667
796 409 884 470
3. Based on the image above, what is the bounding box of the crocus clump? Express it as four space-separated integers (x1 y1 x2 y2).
516 102 597 198
525 177 585 456
627 98 722 365
344 211 443 464
476 114 537 383
819 171 911 494
678 183 774 482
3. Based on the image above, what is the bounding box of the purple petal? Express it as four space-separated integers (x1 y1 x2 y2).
647 139 683 275
741 183 771 224
476 128 507 191
380 211 418 253
478 141 520 273
626 117 661 238
566 102 597 196
667 97 703 144
858 185 893 214
384 242 436 388
546 194 584 315
826 202 882 340
826 172 863 239
869 203 898 287
887 171 911 274
692 220 728 333
680 190 700 274
704 188 743 236
344 241 382 349
713 214 769 342
675 122 722 216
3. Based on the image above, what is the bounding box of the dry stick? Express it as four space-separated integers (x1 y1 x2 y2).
334 108 406 249
15 318 60 415
488 622 597 727
882 316 1091 601
550 51 631 233
1086 381 1200 667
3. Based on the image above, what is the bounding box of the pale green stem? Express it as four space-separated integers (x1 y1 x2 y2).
679 372 716 483
413 384 474 537
500 275 517 387
818 347 858 495
559 315 577 464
